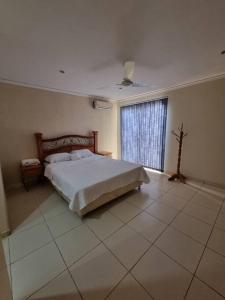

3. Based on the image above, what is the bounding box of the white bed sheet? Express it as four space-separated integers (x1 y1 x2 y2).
44 155 150 213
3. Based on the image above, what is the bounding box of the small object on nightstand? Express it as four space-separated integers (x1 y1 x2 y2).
21 158 40 167
96 151 112 158
20 160 43 191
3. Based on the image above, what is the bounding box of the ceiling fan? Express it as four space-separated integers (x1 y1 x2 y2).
117 61 150 88
98 61 151 90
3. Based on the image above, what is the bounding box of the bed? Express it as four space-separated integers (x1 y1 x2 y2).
35 131 150 216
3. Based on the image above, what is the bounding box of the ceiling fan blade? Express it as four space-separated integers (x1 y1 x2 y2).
97 85 110 90
131 82 151 88
124 61 135 80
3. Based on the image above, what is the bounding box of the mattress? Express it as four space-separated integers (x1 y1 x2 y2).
44 155 150 214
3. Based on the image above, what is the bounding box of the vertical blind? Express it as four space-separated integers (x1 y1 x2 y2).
121 98 168 171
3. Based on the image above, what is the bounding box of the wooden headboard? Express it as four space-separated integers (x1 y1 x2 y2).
35 131 98 162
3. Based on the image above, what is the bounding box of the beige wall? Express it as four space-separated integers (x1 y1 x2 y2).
0 83 117 188
118 78 225 188
1 78 225 190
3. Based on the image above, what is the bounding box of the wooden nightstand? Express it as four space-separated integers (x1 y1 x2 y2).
21 164 44 191
96 151 112 158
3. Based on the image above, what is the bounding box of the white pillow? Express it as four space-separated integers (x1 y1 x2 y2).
70 149 94 159
45 152 71 163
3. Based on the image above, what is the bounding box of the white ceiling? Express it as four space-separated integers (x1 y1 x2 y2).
0 0 225 101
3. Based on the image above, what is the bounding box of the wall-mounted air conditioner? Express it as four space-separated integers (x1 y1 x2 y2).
92 99 112 110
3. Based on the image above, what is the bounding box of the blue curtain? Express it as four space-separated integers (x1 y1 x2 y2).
121 98 168 171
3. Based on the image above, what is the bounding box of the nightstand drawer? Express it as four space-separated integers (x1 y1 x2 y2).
22 166 43 176
21 163 44 191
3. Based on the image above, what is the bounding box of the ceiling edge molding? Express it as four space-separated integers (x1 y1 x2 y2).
113 72 225 103
0 78 106 100
1 72 225 103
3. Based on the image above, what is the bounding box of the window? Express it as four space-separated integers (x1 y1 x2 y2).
121 98 168 171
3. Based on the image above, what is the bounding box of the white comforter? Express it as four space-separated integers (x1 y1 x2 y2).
45 155 150 213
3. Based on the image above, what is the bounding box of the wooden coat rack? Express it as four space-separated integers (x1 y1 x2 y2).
168 123 188 183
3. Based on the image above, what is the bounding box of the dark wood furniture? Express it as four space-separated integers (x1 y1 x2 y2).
21 164 44 191
96 151 112 158
168 123 187 183
35 131 98 163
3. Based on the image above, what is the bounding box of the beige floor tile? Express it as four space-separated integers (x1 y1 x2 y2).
170 184 196 200
104 225 150 269
186 277 224 300
149 180 174 193
132 246 192 300
84 210 123 240
157 175 173 183
190 192 222 212
70 244 127 300
207 227 225 256
183 203 218 225
107 274 152 300
128 211 166 242
11 242 66 300
8 177 222 300
171 212 212 244
145 171 163 182
156 227 204 273
55 224 100 266
0 267 12 300
7 187 38 213
39 192 68 220
46 209 82 238
33 183 55 205
9 223 52 263
29 270 81 299
196 248 225 297
8 192 42 232
142 185 165 200
109 201 142 223
146 201 179 224
222 202 225 213
11 209 45 233
160 192 188 210
125 190 155 209
216 211 225 231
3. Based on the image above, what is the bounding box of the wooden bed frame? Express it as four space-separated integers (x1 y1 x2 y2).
35 131 98 162
34 131 142 216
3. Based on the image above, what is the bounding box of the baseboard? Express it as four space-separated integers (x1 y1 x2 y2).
163 172 225 199
187 180 225 199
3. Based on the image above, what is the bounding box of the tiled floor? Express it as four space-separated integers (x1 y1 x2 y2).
1 171 225 300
